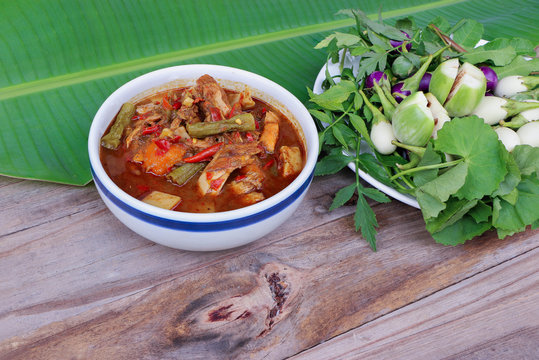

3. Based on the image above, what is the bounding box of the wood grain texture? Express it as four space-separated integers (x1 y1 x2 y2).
0 173 356 339
0 173 537 359
292 248 539 360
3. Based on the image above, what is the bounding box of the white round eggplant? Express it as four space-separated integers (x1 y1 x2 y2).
494 76 527 98
516 121 539 147
494 127 520 152
471 96 508 125
371 120 397 155
494 75 539 98
519 100 539 122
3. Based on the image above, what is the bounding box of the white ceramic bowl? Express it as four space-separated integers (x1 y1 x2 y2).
88 65 318 251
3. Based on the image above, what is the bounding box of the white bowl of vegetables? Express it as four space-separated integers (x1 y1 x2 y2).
309 9 539 249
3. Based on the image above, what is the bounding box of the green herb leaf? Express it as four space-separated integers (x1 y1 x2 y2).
468 200 492 223
492 148 521 198
449 19 484 49
315 32 362 49
357 50 388 79
354 192 379 251
496 227 526 240
508 38 536 56
309 80 356 111
412 143 442 187
461 46 517 66
419 162 468 203
512 145 539 178
432 215 492 246
416 190 446 219
492 175 539 232
315 152 353 176
329 183 356 210
333 122 358 150
425 197 478 233
484 38 536 56
434 116 507 200
350 45 370 56
348 113 372 147
332 125 347 149
362 187 390 203
340 9 408 41
402 52 422 68
353 92 364 111
367 29 391 50
492 56 539 79
394 17 416 35
357 153 391 184
309 109 332 126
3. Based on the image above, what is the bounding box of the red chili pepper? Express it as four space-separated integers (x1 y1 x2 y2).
263 158 275 169
228 103 240 118
245 132 254 142
210 107 222 122
142 125 160 135
183 142 223 163
235 174 247 182
162 95 173 110
169 135 181 143
210 178 225 191
262 107 267 114
172 101 182 110
154 138 170 152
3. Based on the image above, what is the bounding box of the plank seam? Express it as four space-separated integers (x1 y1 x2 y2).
288 242 539 359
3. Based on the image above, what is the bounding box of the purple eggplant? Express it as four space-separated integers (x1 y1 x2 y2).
392 82 411 103
480 66 498 92
418 73 432 92
365 71 388 88
390 31 412 52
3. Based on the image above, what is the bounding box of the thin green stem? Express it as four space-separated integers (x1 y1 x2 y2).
391 178 408 191
322 102 354 134
399 174 415 189
354 140 362 188
339 48 348 73
390 157 464 180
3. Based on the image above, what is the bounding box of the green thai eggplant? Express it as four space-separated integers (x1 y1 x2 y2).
429 60 487 117
391 91 434 147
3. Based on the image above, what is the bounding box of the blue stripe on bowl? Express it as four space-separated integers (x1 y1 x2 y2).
91 167 313 232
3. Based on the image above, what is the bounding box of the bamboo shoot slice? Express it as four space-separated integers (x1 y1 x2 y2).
142 191 181 210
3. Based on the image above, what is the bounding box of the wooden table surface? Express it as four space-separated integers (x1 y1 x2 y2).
0 170 538 359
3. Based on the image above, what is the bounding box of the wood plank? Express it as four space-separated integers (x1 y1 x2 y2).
291 248 539 360
0 172 356 338
0 178 101 238
1 200 537 359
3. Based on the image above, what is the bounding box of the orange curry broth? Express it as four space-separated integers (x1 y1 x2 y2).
100 88 305 213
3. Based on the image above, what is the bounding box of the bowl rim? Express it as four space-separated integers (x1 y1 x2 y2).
88 64 318 223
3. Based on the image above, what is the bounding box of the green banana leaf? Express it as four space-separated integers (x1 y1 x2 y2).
1 0 538 185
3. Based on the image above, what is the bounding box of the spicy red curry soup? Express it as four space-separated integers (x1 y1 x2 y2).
100 75 305 213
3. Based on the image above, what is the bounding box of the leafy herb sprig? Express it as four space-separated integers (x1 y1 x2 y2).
308 9 539 251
